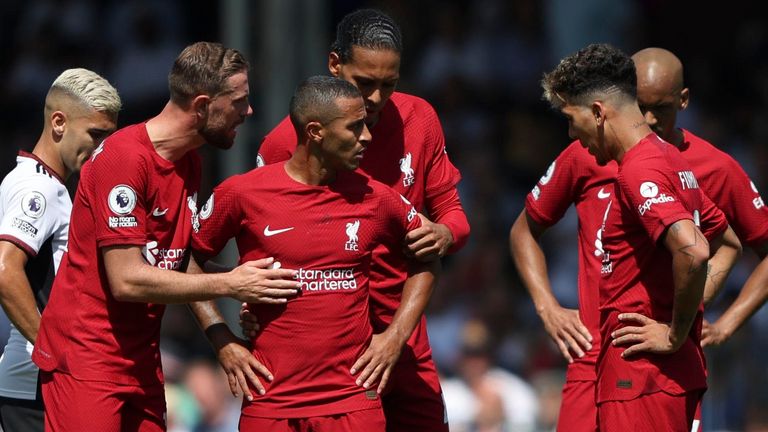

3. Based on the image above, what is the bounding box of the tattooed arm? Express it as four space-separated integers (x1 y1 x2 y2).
702 226 741 306
613 219 711 357
664 220 711 348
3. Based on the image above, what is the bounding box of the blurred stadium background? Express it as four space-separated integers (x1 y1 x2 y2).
1 1 767 431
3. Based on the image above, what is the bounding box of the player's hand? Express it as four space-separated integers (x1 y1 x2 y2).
350 332 403 393
611 313 681 357
239 302 260 339
701 319 729 347
403 214 453 262
207 324 273 401
539 304 593 363
228 258 301 304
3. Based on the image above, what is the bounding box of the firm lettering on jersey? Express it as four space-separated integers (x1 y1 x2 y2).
399 153 415 187
295 267 358 292
142 240 187 270
345 220 360 251
677 170 699 190
637 181 675 216
108 184 138 228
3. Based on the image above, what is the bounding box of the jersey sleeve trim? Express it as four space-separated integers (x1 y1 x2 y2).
0 234 37 257
97 236 147 248
651 214 695 244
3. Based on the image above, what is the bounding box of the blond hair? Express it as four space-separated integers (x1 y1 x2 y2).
49 68 122 114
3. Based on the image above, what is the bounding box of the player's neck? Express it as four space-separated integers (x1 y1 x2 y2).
286 148 337 186
145 102 204 162
33 134 69 180
613 110 653 164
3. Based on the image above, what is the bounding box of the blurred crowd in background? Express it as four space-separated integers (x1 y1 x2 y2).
1 1 767 431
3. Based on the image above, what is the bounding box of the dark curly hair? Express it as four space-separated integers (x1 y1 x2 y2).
542 43 636 108
331 9 402 64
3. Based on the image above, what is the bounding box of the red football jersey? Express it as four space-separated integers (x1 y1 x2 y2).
525 141 617 381
259 92 461 355
32 123 201 386
678 129 768 248
597 134 727 403
192 163 421 418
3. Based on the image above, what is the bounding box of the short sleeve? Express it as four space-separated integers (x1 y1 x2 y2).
379 188 422 246
525 143 582 227
697 191 729 241
90 146 149 247
192 179 242 259
258 116 296 167
0 178 62 256
710 158 768 247
617 167 695 243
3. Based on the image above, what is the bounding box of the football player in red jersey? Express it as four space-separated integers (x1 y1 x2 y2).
631 48 768 347
31 42 301 432
537 43 740 432
0 68 120 432
510 46 750 431
190 76 437 432
246 9 468 432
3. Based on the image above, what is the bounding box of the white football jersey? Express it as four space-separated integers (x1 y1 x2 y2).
0 152 71 400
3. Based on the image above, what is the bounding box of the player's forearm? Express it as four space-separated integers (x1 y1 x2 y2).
384 260 439 346
664 221 710 345
0 271 41 343
669 246 709 345
702 227 742 306
712 251 768 338
509 213 559 315
106 251 233 303
427 188 470 253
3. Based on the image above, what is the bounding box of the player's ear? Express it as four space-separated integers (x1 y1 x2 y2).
679 87 690 111
328 52 342 77
191 95 211 122
306 121 323 143
592 102 604 127
51 111 66 139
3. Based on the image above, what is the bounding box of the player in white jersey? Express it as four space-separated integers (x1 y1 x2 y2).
0 69 120 432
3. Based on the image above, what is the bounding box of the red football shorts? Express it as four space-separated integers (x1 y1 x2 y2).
40 371 166 431
239 408 385 432
381 348 448 432
598 390 703 432
556 380 597 432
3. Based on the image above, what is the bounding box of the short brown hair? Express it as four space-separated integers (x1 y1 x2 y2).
168 41 249 105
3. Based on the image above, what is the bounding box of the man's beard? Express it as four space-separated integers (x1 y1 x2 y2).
201 118 235 150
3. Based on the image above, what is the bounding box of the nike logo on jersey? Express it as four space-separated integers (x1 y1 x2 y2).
597 188 611 199
152 208 169 217
264 225 294 237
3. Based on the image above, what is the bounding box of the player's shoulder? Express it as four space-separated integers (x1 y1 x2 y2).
91 123 151 165
682 129 740 165
1 155 64 199
390 92 438 118
262 116 295 142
